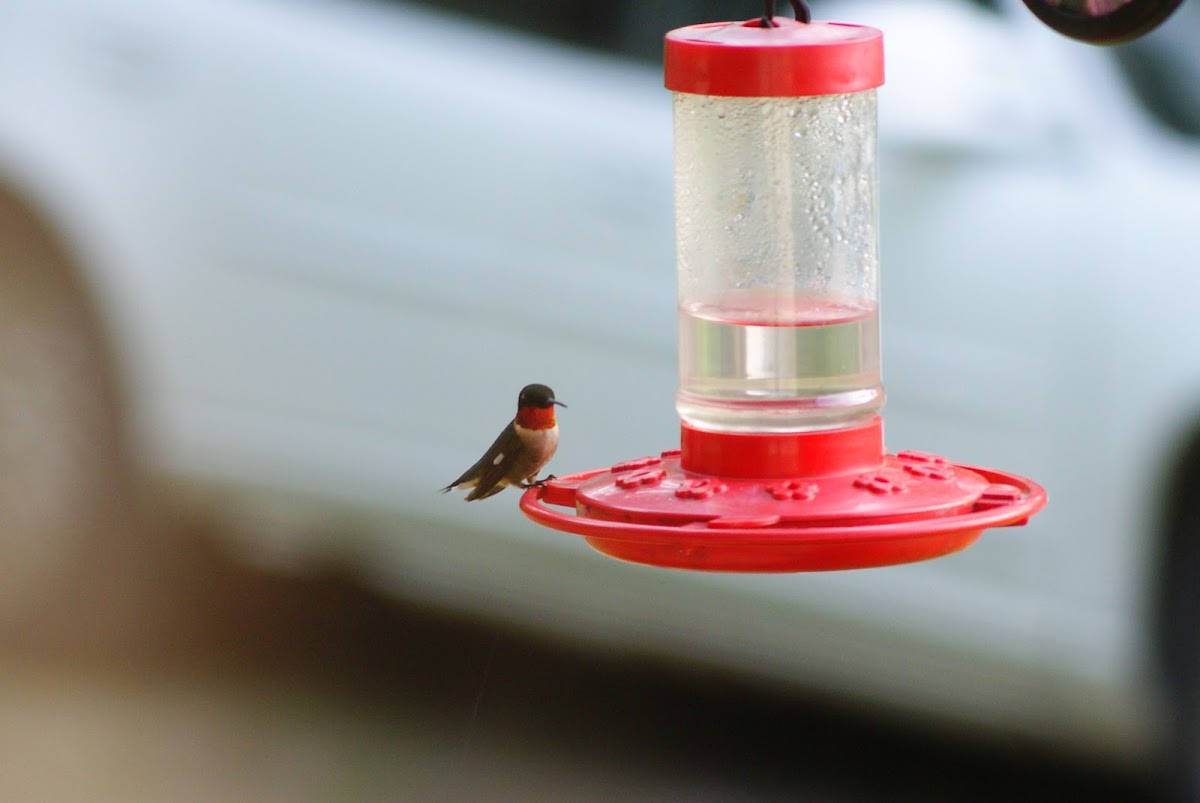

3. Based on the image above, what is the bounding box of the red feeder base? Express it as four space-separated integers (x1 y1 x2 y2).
520 417 1046 572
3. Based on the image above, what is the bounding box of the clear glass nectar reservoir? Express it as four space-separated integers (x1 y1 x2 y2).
666 20 885 433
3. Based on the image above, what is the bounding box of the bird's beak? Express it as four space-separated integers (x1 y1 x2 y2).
553 400 567 408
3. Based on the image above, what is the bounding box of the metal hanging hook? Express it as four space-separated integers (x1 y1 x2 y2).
760 0 811 27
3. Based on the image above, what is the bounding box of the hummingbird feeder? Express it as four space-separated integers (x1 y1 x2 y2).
520 8 1045 572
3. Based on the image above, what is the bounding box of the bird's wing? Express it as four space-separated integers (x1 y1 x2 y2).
443 422 521 501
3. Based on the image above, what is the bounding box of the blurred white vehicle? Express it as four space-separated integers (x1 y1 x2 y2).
3 0 1200 791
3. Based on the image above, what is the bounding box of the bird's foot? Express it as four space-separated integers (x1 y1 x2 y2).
521 474 558 489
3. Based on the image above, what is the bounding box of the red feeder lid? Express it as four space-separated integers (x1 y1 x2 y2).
520 418 1046 573
665 19 884 97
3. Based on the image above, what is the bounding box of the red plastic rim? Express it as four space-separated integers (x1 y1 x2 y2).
665 19 884 97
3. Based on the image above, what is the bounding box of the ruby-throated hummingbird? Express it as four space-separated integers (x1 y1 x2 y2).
441 383 565 501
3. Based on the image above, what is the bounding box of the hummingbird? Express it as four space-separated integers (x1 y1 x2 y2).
441 383 565 501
